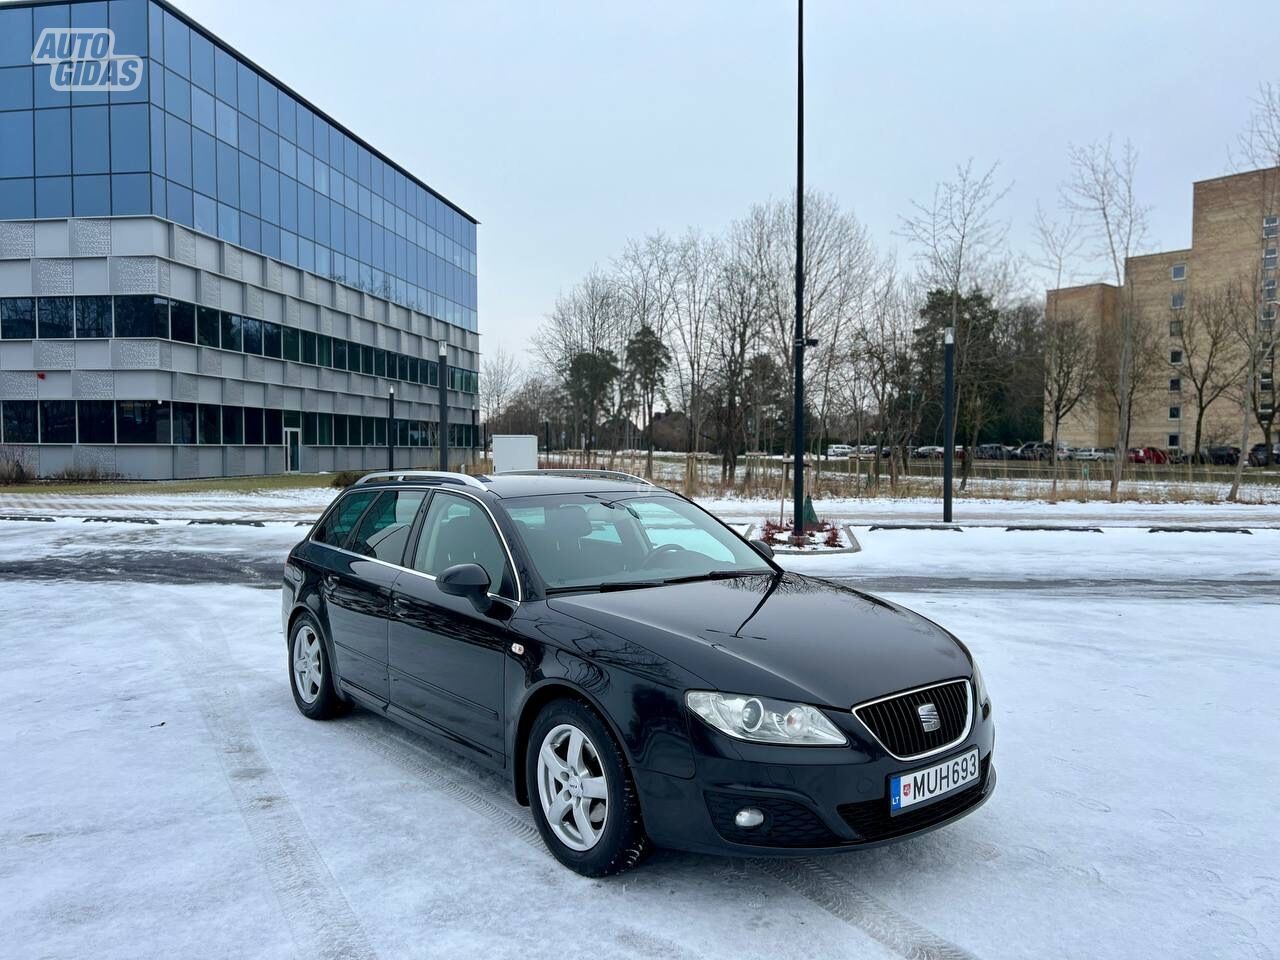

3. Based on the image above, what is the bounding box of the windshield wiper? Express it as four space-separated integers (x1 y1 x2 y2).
545 580 665 595
661 569 773 584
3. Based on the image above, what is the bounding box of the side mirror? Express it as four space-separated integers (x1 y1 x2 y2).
749 538 775 559
438 562 491 602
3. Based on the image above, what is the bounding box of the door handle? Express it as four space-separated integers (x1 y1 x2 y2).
322 574 339 591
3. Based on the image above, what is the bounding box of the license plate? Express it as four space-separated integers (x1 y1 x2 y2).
889 748 980 814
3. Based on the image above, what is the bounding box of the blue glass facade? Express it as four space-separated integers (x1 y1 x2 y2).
0 0 478 332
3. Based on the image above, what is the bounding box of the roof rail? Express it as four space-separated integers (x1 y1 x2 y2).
497 468 654 486
353 470 488 490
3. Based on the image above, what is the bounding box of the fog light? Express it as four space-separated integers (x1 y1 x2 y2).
734 807 765 828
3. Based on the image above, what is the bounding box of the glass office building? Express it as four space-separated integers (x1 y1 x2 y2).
0 0 480 478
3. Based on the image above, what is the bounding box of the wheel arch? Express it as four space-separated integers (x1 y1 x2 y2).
286 601 348 701
510 679 634 807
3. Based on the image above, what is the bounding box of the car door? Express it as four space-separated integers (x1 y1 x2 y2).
388 491 517 759
318 488 427 704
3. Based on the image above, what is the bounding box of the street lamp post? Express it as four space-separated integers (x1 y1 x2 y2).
387 386 395 470
438 341 449 471
943 326 955 523
790 0 807 546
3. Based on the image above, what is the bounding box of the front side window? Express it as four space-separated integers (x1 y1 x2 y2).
350 490 427 563
505 493 770 592
413 492 515 598
313 490 376 548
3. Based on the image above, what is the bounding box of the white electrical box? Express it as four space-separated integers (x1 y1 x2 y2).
491 435 539 474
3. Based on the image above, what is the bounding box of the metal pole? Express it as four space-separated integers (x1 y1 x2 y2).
790 0 806 544
943 327 955 522
438 341 449 471
387 386 395 470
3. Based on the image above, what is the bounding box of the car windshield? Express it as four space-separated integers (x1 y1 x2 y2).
502 493 772 592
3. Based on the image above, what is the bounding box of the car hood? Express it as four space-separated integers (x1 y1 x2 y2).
547 573 971 708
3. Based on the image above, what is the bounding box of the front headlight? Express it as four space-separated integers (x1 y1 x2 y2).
972 661 990 708
685 691 847 746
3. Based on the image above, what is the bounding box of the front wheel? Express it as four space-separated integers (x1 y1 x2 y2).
526 698 649 876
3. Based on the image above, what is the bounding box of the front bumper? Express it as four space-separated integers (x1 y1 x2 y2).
633 702 996 856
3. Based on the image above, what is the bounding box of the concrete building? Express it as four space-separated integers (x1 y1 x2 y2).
0 0 480 478
1046 167 1278 456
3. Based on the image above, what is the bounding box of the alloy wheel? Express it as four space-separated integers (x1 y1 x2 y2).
292 625 323 704
536 723 609 851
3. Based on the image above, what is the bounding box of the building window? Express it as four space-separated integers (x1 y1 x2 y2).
1169 319 1183 337
222 406 243 444
36 297 74 338
117 401 172 444
39 400 76 443
1266 279 1278 303
1266 247 1278 270
242 316 263 355
1171 263 1187 281
77 401 116 444
1169 378 1181 392
1 400 38 443
244 408 265 445
220 312 244 352
75 296 112 338
1265 215 1279 239
1168 434 1180 449
263 321 283 359
114 296 169 338
1170 291 1185 310
172 403 197 444
1168 406 1181 420
282 326 300 362
0 297 36 339
1170 349 1183 365
197 404 221 444
197 306 220 347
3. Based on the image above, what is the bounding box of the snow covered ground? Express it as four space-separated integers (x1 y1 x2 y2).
1 513 1277 959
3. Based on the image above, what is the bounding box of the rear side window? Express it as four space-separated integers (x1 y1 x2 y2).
349 490 427 564
312 491 375 548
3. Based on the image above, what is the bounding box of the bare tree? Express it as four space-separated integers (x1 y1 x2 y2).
480 345 522 436
1062 138 1149 499
670 230 719 491
1175 285 1247 455
1042 305 1096 496
900 160 1011 487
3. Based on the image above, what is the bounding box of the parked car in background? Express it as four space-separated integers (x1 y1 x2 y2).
1248 442 1280 466
826 444 854 458
975 443 1010 460
913 445 943 459
1073 447 1116 462
1014 441 1070 461
1128 447 1169 464
1185 446 1241 465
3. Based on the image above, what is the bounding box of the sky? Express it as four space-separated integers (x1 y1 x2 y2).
174 0 1276 358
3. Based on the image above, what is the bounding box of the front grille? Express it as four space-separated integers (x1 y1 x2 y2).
838 756 990 841
704 792 841 848
854 679 971 759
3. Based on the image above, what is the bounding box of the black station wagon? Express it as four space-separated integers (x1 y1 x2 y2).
282 470 995 876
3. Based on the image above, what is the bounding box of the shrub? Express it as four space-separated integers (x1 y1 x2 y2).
331 470 369 488
47 464 121 482
0 458 33 486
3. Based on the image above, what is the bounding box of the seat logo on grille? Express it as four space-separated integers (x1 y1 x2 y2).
917 702 941 732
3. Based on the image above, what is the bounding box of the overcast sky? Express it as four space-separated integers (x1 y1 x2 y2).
176 0 1273 356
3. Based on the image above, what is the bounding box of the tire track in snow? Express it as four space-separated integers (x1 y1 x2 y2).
162 609 379 960
345 715 977 960
753 857 980 960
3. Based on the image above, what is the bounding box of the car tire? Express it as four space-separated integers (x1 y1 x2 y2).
526 697 649 877
288 613 349 720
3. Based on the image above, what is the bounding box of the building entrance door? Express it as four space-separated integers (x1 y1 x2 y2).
284 428 301 473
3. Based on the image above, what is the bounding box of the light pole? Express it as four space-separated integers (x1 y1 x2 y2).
789 0 807 546
942 326 955 522
438 341 449 471
387 385 395 470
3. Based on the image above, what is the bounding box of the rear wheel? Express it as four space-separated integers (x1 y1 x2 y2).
526 698 649 876
288 614 348 719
